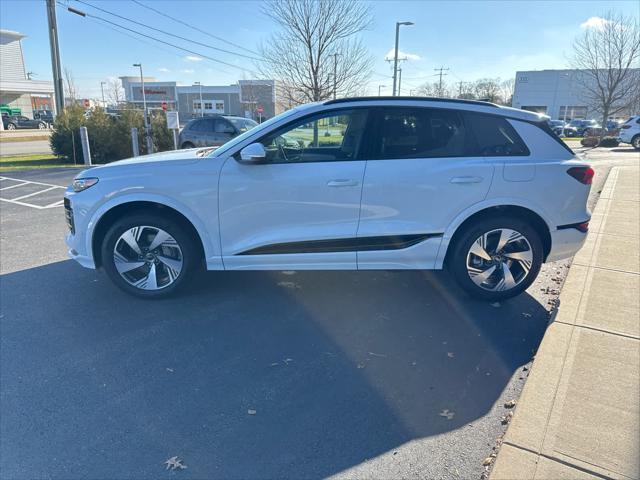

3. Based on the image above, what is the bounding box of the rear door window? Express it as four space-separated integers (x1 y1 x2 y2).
464 112 529 156
374 107 469 159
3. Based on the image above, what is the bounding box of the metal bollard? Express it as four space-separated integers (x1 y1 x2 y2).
131 127 139 157
79 126 91 166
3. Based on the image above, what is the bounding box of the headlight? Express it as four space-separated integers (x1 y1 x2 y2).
72 177 99 192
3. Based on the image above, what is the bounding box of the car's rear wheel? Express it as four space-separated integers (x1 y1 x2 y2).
6 123 16 130
181 141 194 149
101 213 200 298
448 217 543 301
632 135 640 150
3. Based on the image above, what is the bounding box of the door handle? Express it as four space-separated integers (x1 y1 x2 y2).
450 176 483 184
327 179 359 187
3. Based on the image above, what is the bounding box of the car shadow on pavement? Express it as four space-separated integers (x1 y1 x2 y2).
0 260 548 479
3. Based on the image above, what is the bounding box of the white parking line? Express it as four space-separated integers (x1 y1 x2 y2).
0 176 67 210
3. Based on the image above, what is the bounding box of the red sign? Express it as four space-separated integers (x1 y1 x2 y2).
83 99 90 108
256 106 264 113
161 101 168 111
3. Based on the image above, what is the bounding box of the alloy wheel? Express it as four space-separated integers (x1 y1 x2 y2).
633 136 640 149
466 228 533 292
113 226 183 290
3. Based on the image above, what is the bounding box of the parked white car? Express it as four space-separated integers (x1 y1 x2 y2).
65 97 593 300
618 115 640 149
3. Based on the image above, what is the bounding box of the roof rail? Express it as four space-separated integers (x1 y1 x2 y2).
324 96 500 108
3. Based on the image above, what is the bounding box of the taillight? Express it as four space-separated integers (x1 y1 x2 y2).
567 166 594 185
576 222 589 233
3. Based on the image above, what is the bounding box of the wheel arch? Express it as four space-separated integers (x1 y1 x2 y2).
90 200 208 269
437 204 552 268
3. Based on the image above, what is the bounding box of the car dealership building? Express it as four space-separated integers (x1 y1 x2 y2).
512 69 639 121
120 77 280 123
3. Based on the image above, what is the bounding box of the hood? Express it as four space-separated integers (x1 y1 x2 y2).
75 147 218 179
107 147 217 166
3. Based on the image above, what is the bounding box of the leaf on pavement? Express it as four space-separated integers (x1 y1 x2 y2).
439 409 455 420
164 456 187 471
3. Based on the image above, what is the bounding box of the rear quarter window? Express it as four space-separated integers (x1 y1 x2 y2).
464 112 529 156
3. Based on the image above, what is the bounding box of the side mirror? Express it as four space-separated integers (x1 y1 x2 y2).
239 143 266 163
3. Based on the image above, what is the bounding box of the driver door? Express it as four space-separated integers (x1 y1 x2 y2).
219 108 370 270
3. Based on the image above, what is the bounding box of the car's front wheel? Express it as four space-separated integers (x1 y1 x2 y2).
448 217 543 301
6 123 16 130
632 135 640 150
181 141 194 149
37 122 46 129
101 213 200 298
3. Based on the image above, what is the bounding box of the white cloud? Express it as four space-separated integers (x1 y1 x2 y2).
184 55 203 62
385 48 421 61
580 16 611 30
181 69 195 74
158 67 171 73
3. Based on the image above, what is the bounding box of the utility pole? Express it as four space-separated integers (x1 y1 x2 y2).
133 63 153 153
458 80 464 98
378 85 386 96
331 53 340 100
45 0 64 114
100 81 106 107
434 66 449 97
392 21 414 96
398 67 402 96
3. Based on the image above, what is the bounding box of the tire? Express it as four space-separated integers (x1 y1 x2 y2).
632 135 640 150
181 141 195 149
100 213 200 299
37 122 46 129
448 216 543 301
6 123 16 130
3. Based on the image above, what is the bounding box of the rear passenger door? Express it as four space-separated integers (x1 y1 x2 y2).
357 107 495 269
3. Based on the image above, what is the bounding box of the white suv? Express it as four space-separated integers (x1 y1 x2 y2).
618 115 640 149
65 98 593 300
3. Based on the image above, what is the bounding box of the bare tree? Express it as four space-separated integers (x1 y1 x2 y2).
499 78 515 106
107 79 125 106
416 81 451 98
259 0 373 105
473 78 502 103
571 11 640 132
64 67 79 102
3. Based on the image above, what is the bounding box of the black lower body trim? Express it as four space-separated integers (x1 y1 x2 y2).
237 233 442 255
557 220 590 233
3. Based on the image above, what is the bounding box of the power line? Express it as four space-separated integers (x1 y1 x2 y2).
59 2 259 76
130 0 260 57
73 0 262 62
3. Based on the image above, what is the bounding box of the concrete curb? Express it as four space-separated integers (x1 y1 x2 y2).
491 166 640 480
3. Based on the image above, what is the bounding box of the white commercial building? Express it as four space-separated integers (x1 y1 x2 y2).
512 69 638 121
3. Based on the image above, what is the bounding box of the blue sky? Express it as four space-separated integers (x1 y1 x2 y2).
1 0 638 98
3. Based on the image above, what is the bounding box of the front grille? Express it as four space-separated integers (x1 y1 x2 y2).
64 198 75 234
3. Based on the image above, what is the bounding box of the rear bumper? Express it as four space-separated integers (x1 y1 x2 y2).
546 227 588 262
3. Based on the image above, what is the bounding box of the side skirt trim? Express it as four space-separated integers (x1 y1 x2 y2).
237 234 442 256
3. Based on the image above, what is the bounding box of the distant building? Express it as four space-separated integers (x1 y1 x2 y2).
512 69 638 121
0 29 54 118
120 77 281 123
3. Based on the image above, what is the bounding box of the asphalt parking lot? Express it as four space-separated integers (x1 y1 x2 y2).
0 145 636 479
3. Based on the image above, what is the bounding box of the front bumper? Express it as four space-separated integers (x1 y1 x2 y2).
546 226 588 262
64 192 96 269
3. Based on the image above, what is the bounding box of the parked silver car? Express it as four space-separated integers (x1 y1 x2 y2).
178 115 258 149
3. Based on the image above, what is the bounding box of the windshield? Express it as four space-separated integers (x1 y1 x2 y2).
209 106 309 157
227 117 258 132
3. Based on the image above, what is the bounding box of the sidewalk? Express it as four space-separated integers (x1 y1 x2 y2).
491 166 640 480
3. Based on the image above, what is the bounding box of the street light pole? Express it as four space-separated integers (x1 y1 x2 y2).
45 0 65 114
398 67 402 96
133 63 152 153
100 81 106 107
392 21 413 96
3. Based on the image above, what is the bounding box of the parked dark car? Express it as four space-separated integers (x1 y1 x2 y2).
178 115 258 149
2 114 48 130
33 110 54 124
568 119 599 136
